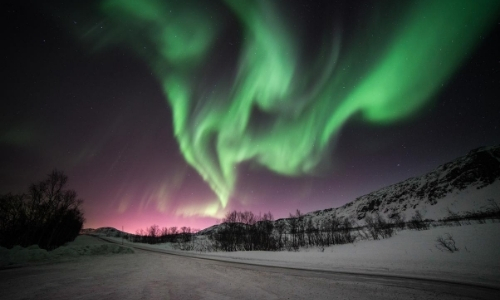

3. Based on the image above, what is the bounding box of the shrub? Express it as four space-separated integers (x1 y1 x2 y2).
407 210 429 230
435 233 459 253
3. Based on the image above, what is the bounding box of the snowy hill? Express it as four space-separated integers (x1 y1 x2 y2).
304 145 500 225
197 225 220 236
81 227 128 237
200 145 500 234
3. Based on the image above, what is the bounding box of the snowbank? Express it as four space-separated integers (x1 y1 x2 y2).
0 235 134 268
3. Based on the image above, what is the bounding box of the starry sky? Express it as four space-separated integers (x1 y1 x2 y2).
2 0 499 232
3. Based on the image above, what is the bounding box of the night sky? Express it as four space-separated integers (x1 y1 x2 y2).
2 0 499 232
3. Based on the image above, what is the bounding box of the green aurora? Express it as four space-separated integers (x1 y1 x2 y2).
85 0 499 215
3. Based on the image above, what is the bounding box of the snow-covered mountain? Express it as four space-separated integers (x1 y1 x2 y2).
200 145 500 235
303 145 500 225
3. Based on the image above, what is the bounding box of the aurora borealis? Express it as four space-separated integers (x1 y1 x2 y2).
2 0 500 232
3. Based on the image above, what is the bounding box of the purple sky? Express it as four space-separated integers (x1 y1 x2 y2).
2 0 499 232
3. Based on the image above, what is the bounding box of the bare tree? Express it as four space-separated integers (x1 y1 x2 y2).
147 224 159 243
275 221 286 249
169 226 178 235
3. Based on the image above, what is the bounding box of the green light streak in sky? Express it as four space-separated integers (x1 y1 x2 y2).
94 0 499 212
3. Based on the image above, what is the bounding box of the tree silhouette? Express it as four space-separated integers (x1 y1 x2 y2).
0 170 85 250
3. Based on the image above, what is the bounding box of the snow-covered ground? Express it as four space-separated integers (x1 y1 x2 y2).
5 239 497 300
100 222 500 288
2 222 499 289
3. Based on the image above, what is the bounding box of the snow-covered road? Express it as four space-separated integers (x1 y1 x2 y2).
0 236 498 300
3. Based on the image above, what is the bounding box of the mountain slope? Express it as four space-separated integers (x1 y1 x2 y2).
305 145 500 224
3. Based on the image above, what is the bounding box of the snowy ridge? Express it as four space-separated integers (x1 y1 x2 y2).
80 227 126 237
197 225 220 236
304 145 500 225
